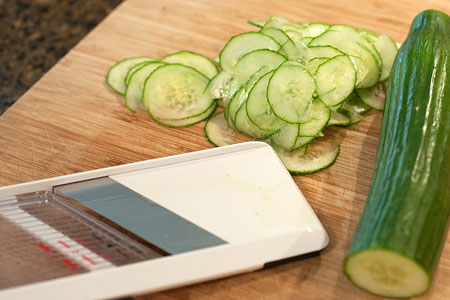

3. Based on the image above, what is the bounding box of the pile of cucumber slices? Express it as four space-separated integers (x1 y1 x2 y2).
106 16 398 175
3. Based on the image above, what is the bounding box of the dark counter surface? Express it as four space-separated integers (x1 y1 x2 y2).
0 0 122 116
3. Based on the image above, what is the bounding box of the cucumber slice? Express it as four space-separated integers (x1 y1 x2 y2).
106 56 156 95
305 57 329 74
246 71 284 132
263 16 305 33
309 45 344 59
124 61 152 87
204 111 254 147
219 32 280 73
162 51 218 79
125 62 165 113
259 27 300 61
339 94 368 125
345 250 429 298
298 23 329 38
316 55 356 107
269 122 300 151
310 25 381 88
233 49 286 86
344 92 371 115
154 101 217 128
226 86 246 127
267 62 316 123
273 135 340 175
328 111 351 126
143 64 214 121
299 99 330 136
260 27 289 45
292 136 315 150
205 71 238 103
226 67 270 127
373 34 398 81
234 100 272 139
355 82 386 111
357 28 379 43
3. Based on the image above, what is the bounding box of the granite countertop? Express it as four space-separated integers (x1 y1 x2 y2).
0 0 122 116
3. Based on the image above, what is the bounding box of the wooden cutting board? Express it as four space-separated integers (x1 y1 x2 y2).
1 0 449 299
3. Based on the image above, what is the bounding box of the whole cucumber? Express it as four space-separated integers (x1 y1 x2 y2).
344 9 450 298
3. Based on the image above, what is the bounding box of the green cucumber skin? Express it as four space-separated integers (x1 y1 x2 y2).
346 9 450 294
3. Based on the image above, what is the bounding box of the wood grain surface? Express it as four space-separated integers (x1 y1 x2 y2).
1 0 450 299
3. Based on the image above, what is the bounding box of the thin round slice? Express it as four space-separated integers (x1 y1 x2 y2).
373 34 398 81
219 32 280 73
246 71 284 132
233 49 286 86
125 61 152 86
234 100 272 140
345 250 429 298
316 55 356 107
106 56 156 95
310 25 381 88
355 82 386 111
268 62 316 123
299 99 330 137
204 111 254 147
162 51 218 79
143 64 214 121
125 62 165 113
269 122 300 151
328 111 351 126
154 101 217 128
274 135 340 175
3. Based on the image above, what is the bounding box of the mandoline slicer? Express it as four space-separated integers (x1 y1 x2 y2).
0 141 328 300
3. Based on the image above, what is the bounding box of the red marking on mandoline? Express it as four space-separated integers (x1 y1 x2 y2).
37 243 52 252
61 258 78 270
58 240 71 248
82 255 97 265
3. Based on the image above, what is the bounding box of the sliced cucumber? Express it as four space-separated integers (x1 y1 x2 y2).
205 71 238 103
106 56 156 95
343 92 371 115
357 28 379 43
267 62 316 123
355 82 386 111
204 111 254 147
299 99 330 137
309 45 344 59
292 135 315 150
328 111 351 126
373 34 398 81
226 67 269 127
298 23 329 38
143 64 214 120
345 250 429 298
269 122 300 151
305 57 329 74
125 62 165 113
233 49 286 86
310 25 381 88
316 55 356 107
219 32 280 73
154 101 217 128
162 51 218 79
273 135 340 175
260 27 289 45
234 100 272 139
339 94 368 125
124 61 152 87
246 71 284 132
259 27 300 61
